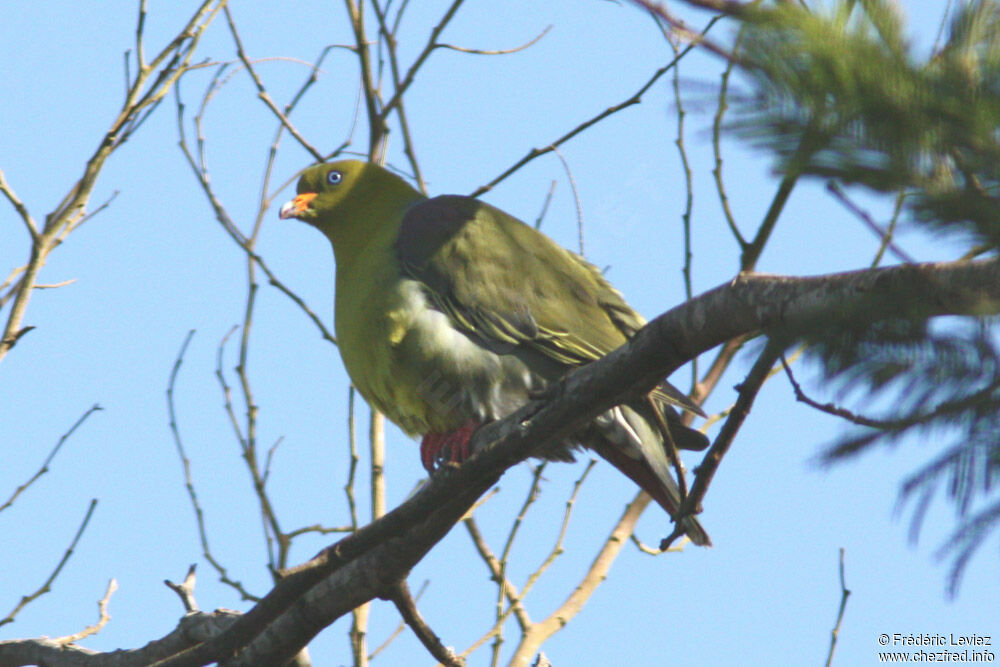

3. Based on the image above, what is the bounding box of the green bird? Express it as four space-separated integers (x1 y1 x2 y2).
280 160 711 546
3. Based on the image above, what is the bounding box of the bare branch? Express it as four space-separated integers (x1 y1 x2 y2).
370 0 427 189
0 169 38 240
380 0 466 117
471 21 717 198
491 464 547 662
824 548 851 667
631 531 690 555
1 499 98 628
461 517 531 645
0 0 226 367
32 278 77 290
711 26 747 249
169 329 260 602
520 459 597 600
662 340 781 550
549 147 585 257
387 580 463 666
780 353 898 429
165 565 200 613
826 181 916 264
343 0 386 159
508 491 652 664
345 386 361 531
368 580 429 660
1 403 102 514
175 80 338 346
532 180 558 230
223 6 324 161
52 579 118 645
435 24 552 55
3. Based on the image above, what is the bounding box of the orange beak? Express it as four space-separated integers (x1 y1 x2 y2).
278 192 318 219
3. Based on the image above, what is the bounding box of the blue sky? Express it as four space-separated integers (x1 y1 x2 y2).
1 1 996 665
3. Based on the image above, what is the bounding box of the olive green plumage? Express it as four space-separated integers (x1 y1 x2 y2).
280 160 710 546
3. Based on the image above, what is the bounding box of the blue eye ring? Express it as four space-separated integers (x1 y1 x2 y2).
326 170 343 185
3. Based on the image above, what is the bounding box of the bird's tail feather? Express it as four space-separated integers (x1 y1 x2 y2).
590 405 711 547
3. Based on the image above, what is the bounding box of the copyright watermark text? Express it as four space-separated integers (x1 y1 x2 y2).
877 634 995 663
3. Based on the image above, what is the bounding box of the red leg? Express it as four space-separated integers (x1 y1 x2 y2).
419 420 481 472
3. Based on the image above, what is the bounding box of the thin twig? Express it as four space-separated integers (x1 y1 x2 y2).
549 147 585 257
0 265 26 301
460 517 530 657
262 436 284 485
169 329 260 602
873 191 906 267
463 460 598 660
345 387 361 531
827 181 916 264
711 26 747 249
507 490 651 664
349 410 387 666
520 460 597 599
491 464 547 664
460 486 501 519
285 523 355 539
662 341 781 550
1 499 99 627
825 548 851 667
691 336 747 415
370 411 387 521
32 278 78 290
1 403 103 513
229 209 289 575
56 190 120 244
742 123 825 271
637 1 739 62
780 355 902 429
380 0 466 117
533 180 558 230
223 6 324 161
435 24 551 55
630 532 689 554
0 169 39 240
343 0 385 159
175 83 337 345
471 21 715 198
370 0 426 190
53 578 118 645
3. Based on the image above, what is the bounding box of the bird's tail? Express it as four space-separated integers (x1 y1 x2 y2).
589 403 711 547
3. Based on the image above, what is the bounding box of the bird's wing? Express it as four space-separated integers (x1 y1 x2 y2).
396 195 640 368
397 195 705 417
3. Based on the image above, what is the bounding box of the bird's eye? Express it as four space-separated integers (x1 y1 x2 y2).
326 170 343 186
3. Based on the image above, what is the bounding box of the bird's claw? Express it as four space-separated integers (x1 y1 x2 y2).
419 421 480 472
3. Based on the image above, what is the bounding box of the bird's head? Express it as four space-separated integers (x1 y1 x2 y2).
279 160 421 243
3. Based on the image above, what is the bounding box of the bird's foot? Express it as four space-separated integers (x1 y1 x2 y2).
420 421 480 472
